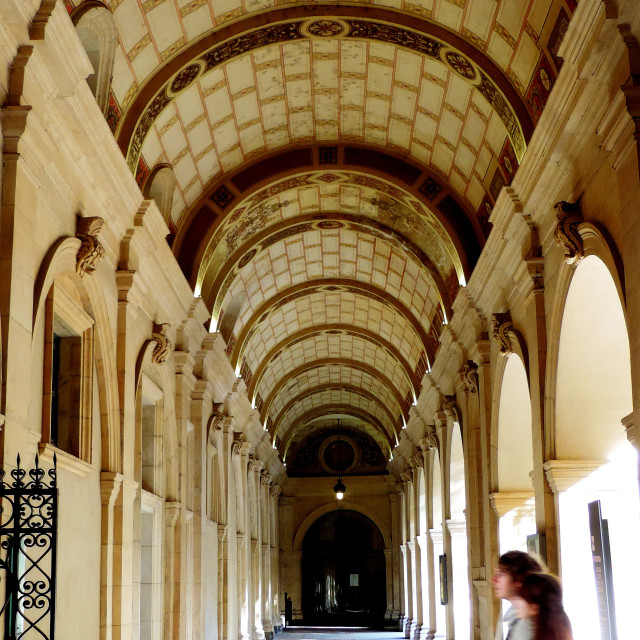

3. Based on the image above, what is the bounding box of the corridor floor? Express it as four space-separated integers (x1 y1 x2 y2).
277 628 405 640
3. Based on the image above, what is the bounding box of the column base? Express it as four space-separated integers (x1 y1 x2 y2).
403 616 413 638
410 621 422 640
418 627 435 640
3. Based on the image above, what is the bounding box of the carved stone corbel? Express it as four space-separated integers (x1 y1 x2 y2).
260 471 272 486
232 432 250 456
410 448 423 468
150 322 171 364
442 396 460 424
458 360 479 394
76 216 106 277
269 483 281 497
491 312 514 356
553 201 584 264
400 471 412 483
29 0 57 40
206 405 225 439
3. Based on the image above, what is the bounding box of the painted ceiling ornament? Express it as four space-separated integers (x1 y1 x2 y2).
151 322 172 364
445 51 477 80
459 360 479 394
553 200 584 264
76 216 105 278
491 312 514 356
305 19 347 38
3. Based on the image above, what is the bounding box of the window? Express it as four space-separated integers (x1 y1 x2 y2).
41 281 94 467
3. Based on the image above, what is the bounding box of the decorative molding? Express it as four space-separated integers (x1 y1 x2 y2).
491 312 514 355
553 201 584 264
29 0 57 40
619 24 640 174
543 459 606 493
149 322 171 364
458 360 478 393
76 216 106 277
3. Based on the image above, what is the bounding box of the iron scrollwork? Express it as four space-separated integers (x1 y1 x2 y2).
0 454 57 639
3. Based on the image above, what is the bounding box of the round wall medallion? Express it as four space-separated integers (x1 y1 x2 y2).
170 63 201 94
302 19 349 39
319 434 359 474
445 51 477 80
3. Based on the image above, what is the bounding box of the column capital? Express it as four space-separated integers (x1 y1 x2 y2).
489 492 535 518
543 460 605 493
622 412 635 444
164 501 181 526
100 471 123 507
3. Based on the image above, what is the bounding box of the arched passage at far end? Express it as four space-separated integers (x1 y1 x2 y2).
293 501 391 552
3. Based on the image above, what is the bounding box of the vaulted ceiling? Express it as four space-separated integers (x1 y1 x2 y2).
70 0 574 473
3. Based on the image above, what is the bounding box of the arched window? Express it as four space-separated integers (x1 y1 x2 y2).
219 292 247 343
73 3 116 114
143 164 176 225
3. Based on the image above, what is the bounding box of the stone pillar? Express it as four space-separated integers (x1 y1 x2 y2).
164 501 182 639
270 484 282 631
99 471 123 640
419 438 437 640
389 490 403 623
218 524 230 639
410 457 424 640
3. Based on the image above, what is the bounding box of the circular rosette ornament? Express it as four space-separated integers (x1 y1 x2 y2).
302 19 350 39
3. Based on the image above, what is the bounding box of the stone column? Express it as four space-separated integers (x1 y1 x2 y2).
218 524 230 639
410 457 424 640
389 490 403 623
270 484 282 631
164 501 182 639
99 471 123 640
261 471 274 638
419 437 437 640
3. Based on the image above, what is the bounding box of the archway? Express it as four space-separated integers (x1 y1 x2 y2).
554 255 639 640
496 354 535 553
301 510 387 628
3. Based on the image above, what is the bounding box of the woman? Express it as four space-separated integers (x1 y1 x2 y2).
512 573 573 640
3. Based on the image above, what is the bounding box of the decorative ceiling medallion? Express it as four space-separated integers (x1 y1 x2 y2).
302 19 349 39
316 173 340 183
237 248 257 269
445 51 476 80
316 221 344 229
169 62 202 95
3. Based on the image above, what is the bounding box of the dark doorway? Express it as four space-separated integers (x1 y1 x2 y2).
302 510 386 628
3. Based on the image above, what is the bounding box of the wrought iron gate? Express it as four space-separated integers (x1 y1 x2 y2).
0 454 57 639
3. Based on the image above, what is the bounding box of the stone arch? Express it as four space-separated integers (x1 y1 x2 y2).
293 501 391 552
134 337 179 500
550 240 638 640
32 235 121 470
72 2 116 113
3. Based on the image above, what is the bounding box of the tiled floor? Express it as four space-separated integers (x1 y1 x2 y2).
277 628 405 640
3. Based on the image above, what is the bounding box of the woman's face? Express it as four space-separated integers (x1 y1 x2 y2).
512 596 539 620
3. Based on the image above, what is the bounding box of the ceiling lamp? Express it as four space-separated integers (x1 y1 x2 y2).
333 418 345 500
